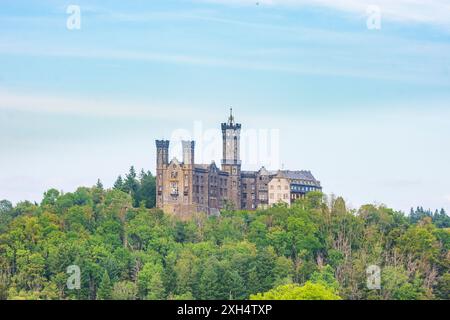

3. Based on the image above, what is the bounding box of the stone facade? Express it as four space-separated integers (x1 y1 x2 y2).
156 110 322 217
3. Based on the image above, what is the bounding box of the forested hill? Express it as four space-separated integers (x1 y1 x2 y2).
0 167 449 300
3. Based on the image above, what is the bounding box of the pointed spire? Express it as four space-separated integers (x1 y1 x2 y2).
228 107 234 125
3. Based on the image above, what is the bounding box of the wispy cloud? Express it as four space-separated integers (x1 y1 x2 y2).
0 40 449 86
199 0 450 29
0 88 198 119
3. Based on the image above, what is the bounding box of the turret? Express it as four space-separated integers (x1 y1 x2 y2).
221 108 241 166
182 141 195 165
221 108 242 209
156 140 170 166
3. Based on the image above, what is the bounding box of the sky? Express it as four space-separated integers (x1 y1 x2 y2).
0 0 450 213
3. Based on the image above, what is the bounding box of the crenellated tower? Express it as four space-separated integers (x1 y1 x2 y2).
221 108 241 209
155 140 170 209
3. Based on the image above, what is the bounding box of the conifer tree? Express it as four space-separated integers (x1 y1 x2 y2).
97 271 112 300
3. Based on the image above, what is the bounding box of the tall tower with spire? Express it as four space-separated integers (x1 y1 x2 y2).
221 108 241 209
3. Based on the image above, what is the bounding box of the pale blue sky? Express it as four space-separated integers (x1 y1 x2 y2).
1 0 449 213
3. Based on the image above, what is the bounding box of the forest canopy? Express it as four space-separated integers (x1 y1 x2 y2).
0 167 448 300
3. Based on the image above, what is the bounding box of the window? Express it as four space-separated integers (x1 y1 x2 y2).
170 182 178 195
270 193 274 199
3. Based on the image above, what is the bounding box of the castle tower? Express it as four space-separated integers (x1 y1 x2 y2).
181 140 195 208
156 140 170 209
182 141 195 165
221 108 241 209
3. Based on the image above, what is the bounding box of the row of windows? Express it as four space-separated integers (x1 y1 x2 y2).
242 183 256 191
242 193 256 200
292 179 316 186
291 185 318 192
162 181 317 197
269 193 289 200
270 184 289 190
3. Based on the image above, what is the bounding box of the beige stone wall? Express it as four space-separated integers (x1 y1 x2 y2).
156 159 198 216
268 177 290 206
221 164 241 210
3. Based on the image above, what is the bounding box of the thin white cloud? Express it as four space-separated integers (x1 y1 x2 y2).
0 41 448 86
199 0 450 29
0 88 197 119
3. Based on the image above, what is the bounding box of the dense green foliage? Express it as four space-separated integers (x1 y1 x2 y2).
250 282 341 300
410 207 450 228
113 167 156 209
0 170 448 300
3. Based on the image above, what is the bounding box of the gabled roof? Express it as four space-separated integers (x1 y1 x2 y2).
194 162 227 175
169 157 181 166
258 166 272 176
194 164 210 171
281 170 317 181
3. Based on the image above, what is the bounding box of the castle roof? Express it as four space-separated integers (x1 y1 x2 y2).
194 164 210 170
194 163 229 175
280 170 321 186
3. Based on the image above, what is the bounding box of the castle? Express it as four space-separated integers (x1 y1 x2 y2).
155 110 322 216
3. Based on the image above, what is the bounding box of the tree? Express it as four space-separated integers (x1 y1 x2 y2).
434 272 450 300
138 170 156 208
310 265 340 293
0 199 13 214
433 209 450 228
250 282 341 300
113 176 124 191
96 179 104 190
382 266 423 300
124 167 139 206
146 272 165 300
97 271 112 300
0 199 13 232
199 258 220 300
0 174 449 301
41 189 60 206
0 271 10 300
111 281 137 300
138 263 166 300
